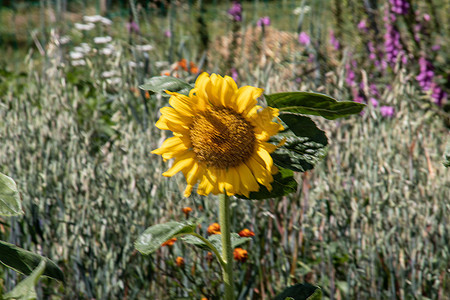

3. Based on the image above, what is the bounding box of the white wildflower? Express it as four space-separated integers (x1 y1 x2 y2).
135 45 154 52
106 77 122 85
59 36 71 45
74 23 95 31
83 15 103 23
293 6 310 15
101 70 119 78
71 59 86 66
100 17 113 26
69 51 84 60
94 36 112 44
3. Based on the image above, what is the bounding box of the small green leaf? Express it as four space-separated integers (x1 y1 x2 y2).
265 92 365 120
274 283 322 300
271 115 328 173
236 168 298 200
182 233 251 254
3 259 46 300
0 172 23 216
135 221 197 255
139 76 193 96
444 140 450 168
0 241 65 283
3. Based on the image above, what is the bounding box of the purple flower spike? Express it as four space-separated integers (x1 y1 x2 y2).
126 21 140 34
228 1 242 22
257 16 270 27
380 106 395 117
389 0 410 15
329 30 340 50
298 32 311 46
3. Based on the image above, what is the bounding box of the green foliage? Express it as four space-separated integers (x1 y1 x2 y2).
2 260 46 300
444 141 450 168
0 241 65 283
0 172 22 216
265 92 365 120
135 221 197 255
271 114 328 172
139 76 193 97
236 168 298 200
182 233 251 254
274 283 322 300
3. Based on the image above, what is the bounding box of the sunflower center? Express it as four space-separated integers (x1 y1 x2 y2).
189 107 256 169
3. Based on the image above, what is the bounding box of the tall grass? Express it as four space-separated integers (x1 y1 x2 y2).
0 0 448 299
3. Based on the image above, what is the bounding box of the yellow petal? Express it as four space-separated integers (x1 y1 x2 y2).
236 163 260 197
163 152 196 177
251 107 283 141
255 143 274 170
234 86 264 116
157 107 191 133
210 74 237 109
246 156 273 191
167 91 195 117
152 135 191 160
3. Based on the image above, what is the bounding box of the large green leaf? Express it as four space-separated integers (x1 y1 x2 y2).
0 241 65 283
236 168 298 200
271 114 328 172
139 76 193 96
0 172 23 216
265 92 365 120
181 233 251 254
3 259 46 300
274 283 322 300
135 221 197 255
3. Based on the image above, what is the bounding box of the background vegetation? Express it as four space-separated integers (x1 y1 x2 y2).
0 0 448 299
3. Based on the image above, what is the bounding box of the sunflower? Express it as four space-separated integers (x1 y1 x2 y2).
152 72 283 197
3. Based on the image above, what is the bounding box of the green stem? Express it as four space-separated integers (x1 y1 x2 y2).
219 193 234 300
190 233 226 268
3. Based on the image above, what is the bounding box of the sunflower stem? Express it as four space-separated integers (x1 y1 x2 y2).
219 192 234 300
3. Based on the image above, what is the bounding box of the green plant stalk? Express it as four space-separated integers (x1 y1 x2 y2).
190 233 226 268
219 193 234 300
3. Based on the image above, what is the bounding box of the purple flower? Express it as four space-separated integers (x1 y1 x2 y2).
431 85 447 106
298 32 310 46
416 57 434 91
164 30 172 38
369 98 379 107
257 16 270 27
126 21 140 34
357 19 368 32
380 106 395 117
329 30 340 50
231 68 238 81
389 0 410 15
431 44 441 51
384 8 407 66
228 1 242 22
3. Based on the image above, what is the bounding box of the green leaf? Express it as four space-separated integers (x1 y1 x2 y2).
265 92 365 120
274 283 322 300
444 140 450 168
236 168 298 200
181 233 251 254
0 172 23 216
0 241 65 283
3 259 46 300
271 115 328 172
135 221 197 255
139 76 193 96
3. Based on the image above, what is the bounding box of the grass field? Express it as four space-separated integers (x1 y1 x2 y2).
0 0 449 299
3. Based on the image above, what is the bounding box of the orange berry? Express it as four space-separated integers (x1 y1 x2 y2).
176 256 185 267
